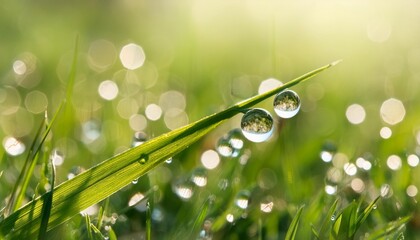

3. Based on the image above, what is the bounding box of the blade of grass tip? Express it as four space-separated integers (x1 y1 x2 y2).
14 102 65 213
285 205 304 240
85 215 93 240
146 202 151 240
355 196 380 229
319 198 340 236
107 226 117 240
311 223 320 240
96 198 109 230
366 215 411 240
90 224 105 240
0 62 338 238
38 157 55 240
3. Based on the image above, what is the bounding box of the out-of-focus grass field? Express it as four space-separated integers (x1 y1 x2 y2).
1 1 419 239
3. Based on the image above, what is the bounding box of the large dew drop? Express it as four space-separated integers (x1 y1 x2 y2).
240 108 274 142
273 90 301 118
235 190 251 210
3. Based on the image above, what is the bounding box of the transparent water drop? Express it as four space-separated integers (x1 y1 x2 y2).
320 142 337 163
132 131 147 147
218 179 229 190
173 180 194 200
240 108 274 142
235 190 251 210
138 154 149 165
152 205 165 222
197 219 213 240
373 204 377 209
216 136 234 157
128 192 145 206
132 178 139 184
51 149 65 166
331 215 336 221
228 129 244 150
165 157 173 164
273 89 301 118
191 168 208 187
67 166 85 180
226 213 235 223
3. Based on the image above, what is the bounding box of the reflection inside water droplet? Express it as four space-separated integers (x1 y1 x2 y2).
132 178 139 184
273 89 301 118
132 132 147 147
173 180 194 200
240 108 274 142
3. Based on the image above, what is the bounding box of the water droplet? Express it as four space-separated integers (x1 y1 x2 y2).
138 154 149 165
216 136 234 157
191 168 208 187
198 219 213 239
132 178 139 184
67 166 85 180
152 205 165 222
51 149 65 166
226 213 235 223
228 129 244 150
165 157 173 164
173 180 194 200
273 89 301 118
373 204 377 209
235 190 251 210
260 196 274 213
128 192 145 206
240 108 274 142
218 179 229 190
132 131 147 147
320 142 337 163
331 215 336 221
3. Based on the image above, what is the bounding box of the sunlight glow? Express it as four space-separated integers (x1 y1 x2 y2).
120 43 145 70
201 150 220 170
380 98 405 125
98 80 119 100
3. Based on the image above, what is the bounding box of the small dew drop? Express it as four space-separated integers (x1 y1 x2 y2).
132 178 139 184
165 157 173 164
173 180 194 200
216 137 234 157
138 154 149 165
191 168 208 187
226 213 234 223
235 190 251 210
373 204 377 209
218 179 229 190
331 215 336 221
132 132 147 147
273 89 301 118
241 108 274 142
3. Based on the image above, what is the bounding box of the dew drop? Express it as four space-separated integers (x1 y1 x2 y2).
138 154 149 165
216 137 234 157
331 215 336 221
228 129 244 150
218 178 229 190
132 131 147 147
132 178 139 184
373 204 377 209
198 219 213 240
240 108 274 142
235 190 251 210
173 180 194 200
191 168 208 187
165 157 173 164
273 89 301 118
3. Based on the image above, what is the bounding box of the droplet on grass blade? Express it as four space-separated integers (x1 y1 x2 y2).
132 131 147 147
235 190 251 210
137 154 149 165
273 89 301 118
240 108 274 142
191 168 208 187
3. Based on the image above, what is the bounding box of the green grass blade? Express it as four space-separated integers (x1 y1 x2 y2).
366 215 411 240
285 205 304 240
190 197 211 238
85 215 93 240
318 198 340 238
355 196 380 230
0 62 338 238
37 159 55 240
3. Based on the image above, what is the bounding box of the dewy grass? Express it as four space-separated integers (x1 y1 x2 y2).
0 59 338 238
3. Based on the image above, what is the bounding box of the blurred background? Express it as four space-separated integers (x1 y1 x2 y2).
1 0 420 239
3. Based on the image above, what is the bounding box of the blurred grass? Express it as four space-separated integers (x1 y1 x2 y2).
1 0 420 239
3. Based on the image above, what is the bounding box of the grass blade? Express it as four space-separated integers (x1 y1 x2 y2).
367 215 411 239
190 197 211 238
146 201 151 240
285 205 304 240
0 62 338 238
37 157 55 240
